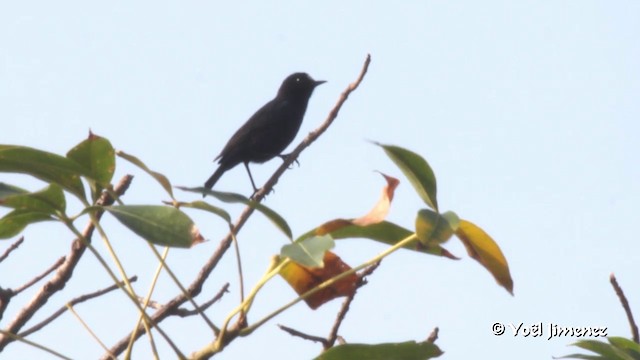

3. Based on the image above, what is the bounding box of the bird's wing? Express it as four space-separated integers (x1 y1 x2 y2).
215 99 288 162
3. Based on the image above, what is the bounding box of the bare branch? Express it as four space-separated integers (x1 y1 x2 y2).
325 260 381 349
12 257 65 295
1 256 66 322
0 288 12 322
0 236 25 263
139 283 230 317
105 54 373 359
278 324 328 346
0 175 134 350
19 276 138 338
426 327 439 343
254 53 372 200
174 283 230 317
274 261 381 353
139 297 163 310
610 273 639 343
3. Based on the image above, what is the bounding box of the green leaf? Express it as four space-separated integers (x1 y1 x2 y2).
559 337 640 360
315 341 443 360
0 183 28 199
281 235 334 268
179 186 292 240
608 337 640 357
319 220 412 243
376 143 438 211
66 132 115 184
117 150 174 199
0 145 86 200
567 339 635 360
106 205 204 248
67 132 115 201
555 354 603 360
298 221 457 259
0 184 66 215
0 210 54 239
179 200 232 224
415 209 458 245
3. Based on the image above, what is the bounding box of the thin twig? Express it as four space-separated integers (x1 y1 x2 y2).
0 175 134 351
0 330 72 360
139 283 230 317
104 54 372 359
19 276 138 338
0 236 25 263
254 54 372 200
139 298 163 310
273 261 381 351
231 230 245 304
12 257 65 295
610 273 639 343
278 324 328 346
67 304 113 356
102 236 234 359
0 288 12 322
426 327 439 343
325 260 381 349
175 283 230 317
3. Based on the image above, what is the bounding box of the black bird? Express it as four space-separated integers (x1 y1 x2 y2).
204 72 325 195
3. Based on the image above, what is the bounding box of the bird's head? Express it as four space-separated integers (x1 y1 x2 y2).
277 72 326 99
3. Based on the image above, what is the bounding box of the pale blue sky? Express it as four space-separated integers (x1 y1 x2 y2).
1 1 639 359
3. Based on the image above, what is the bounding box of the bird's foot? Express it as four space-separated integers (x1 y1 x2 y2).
250 186 275 200
278 153 300 168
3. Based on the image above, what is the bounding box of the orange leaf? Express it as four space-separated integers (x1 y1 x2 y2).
353 172 399 226
279 251 358 309
316 219 353 236
314 173 399 236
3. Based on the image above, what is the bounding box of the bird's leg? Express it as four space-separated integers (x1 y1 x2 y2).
243 162 260 195
244 162 275 199
278 153 300 168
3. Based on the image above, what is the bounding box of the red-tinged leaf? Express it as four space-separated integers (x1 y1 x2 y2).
455 220 513 295
279 251 358 309
67 131 115 185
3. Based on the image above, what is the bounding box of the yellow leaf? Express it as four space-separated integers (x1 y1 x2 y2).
456 220 514 295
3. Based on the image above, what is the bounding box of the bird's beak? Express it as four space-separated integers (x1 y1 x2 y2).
313 80 327 87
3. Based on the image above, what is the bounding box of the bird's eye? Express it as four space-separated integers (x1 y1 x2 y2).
296 77 301 82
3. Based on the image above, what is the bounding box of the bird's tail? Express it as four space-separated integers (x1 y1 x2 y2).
203 165 228 196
